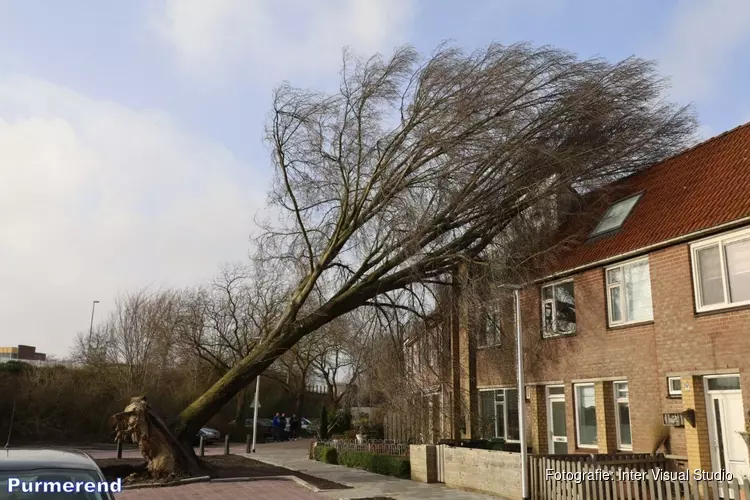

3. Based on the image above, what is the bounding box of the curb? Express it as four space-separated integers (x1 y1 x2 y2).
121 475 322 492
121 476 211 490
210 475 322 492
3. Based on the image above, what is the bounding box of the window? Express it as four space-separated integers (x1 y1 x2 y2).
668 377 682 397
614 382 632 450
479 388 520 441
706 375 741 391
590 193 642 238
691 228 750 312
406 341 419 374
548 386 565 396
478 303 502 347
541 280 576 337
606 258 653 326
424 331 437 368
574 384 597 448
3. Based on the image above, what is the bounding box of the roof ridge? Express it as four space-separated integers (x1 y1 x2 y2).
658 119 750 165
602 119 750 191
542 118 750 278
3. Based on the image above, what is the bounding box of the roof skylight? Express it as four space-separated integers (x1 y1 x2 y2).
590 193 642 238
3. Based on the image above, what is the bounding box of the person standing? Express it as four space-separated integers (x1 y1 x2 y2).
272 412 282 442
289 414 300 441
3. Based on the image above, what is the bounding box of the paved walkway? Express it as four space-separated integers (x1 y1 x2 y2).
117 479 325 499
248 441 502 500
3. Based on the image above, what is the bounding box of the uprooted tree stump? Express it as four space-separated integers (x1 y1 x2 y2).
110 396 206 480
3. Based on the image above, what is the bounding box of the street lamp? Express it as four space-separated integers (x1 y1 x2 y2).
89 300 100 336
513 286 529 500
251 376 260 452
500 284 528 500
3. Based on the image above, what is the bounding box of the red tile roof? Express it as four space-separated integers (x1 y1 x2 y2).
543 121 750 277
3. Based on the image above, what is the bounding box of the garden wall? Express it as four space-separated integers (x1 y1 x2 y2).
410 444 523 499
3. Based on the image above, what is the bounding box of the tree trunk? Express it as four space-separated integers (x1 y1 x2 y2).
171 337 292 443
171 280 392 444
234 387 248 439
111 396 205 479
295 390 305 418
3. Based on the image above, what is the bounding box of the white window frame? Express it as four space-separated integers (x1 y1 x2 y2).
605 257 654 327
614 381 632 451
691 226 750 313
574 383 598 449
541 279 576 338
667 377 682 398
479 387 520 443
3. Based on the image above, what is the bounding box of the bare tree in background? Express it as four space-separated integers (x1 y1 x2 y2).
314 318 367 411
176 263 285 434
266 331 321 418
73 289 184 396
119 42 695 474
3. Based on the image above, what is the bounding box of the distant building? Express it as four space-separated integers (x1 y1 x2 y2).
0 345 47 362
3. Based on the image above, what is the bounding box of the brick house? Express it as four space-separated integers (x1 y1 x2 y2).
406 122 750 474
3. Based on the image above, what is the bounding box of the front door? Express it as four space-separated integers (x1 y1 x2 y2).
547 386 568 454
705 375 750 484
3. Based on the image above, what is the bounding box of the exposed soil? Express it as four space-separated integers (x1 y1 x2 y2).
96 454 351 490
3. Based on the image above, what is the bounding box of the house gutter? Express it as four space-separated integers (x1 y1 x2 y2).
529 215 750 285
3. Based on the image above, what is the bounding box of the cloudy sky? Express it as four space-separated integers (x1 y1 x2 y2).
1 0 749 358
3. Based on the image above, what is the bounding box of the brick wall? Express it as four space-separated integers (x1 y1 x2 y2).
682 375 712 471
528 385 547 453
594 381 618 453
462 229 750 466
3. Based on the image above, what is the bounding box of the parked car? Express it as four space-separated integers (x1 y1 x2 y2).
0 448 116 499
193 427 220 446
227 418 275 441
301 417 319 434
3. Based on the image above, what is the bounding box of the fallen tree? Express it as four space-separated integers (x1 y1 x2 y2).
110 397 204 478
114 41 696 475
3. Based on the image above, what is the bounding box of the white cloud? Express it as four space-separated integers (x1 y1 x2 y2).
150 0 415 83
0 75 266 357
657 0 750 103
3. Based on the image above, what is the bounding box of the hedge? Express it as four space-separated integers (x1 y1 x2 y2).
337 450 410 479
314 445 338 464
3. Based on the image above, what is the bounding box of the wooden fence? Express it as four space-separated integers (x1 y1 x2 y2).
530 455 745 500
384 412 423 443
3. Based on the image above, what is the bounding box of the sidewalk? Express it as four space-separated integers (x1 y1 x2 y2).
246 443 503 500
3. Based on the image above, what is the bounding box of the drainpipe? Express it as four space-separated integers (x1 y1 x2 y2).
514 287 529 500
